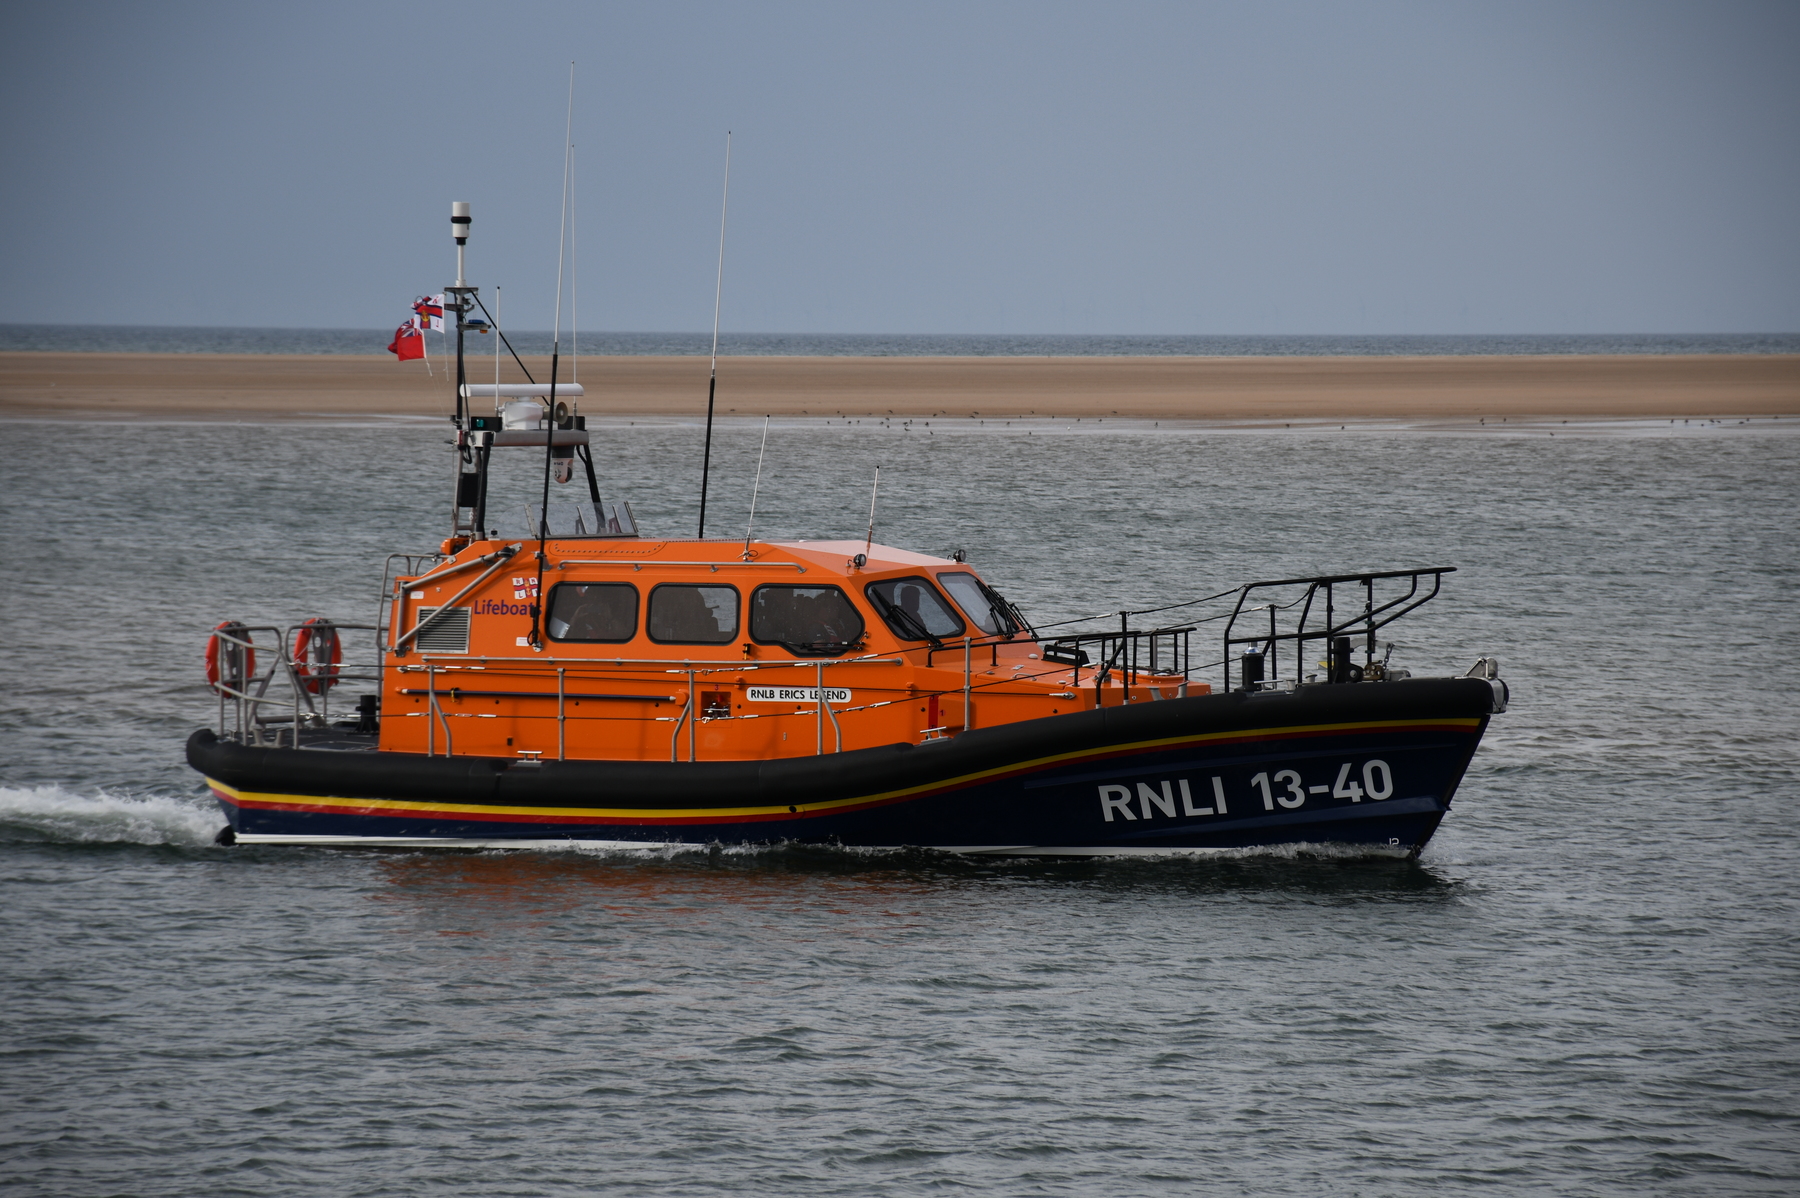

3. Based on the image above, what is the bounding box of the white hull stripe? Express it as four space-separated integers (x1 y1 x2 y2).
229 833 1412 857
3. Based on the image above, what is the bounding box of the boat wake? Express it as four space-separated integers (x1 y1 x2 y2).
0 785 222 848
0 786 1424 866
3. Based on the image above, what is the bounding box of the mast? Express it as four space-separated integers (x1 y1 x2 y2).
446 200 484 545
451 200 470 431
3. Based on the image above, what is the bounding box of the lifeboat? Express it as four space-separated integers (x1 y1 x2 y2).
186 207 1509 857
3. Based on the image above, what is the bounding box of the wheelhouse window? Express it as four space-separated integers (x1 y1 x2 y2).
938 571 1027 637
864 576 964 643
648 584 739 644
751 585 865 657
546 583 637 643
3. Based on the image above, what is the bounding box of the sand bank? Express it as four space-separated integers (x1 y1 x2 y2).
2 351 1795 422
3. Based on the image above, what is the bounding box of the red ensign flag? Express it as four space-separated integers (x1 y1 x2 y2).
387 319 425 361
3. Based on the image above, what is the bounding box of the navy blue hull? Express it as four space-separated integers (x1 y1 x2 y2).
190 677 1498 856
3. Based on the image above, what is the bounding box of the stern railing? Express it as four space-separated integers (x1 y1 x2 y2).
207 622 384 748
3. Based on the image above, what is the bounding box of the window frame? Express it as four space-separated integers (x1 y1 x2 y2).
748 583 867 658
863 575 965 644
544 581 640 644
645 582 741 645
936 570 1027 638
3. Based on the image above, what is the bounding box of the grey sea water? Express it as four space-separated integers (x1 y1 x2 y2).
2 415 1797 1195
4 324 1799 357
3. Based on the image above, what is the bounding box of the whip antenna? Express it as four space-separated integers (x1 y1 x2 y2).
865 467 880 555
571 144 578 384
743 415 769 559
530 61 575 650
697 131 732 537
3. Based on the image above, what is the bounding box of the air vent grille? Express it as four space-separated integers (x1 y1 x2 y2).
414 606 471 653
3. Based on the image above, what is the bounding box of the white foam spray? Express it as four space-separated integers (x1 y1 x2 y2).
0 785 221 847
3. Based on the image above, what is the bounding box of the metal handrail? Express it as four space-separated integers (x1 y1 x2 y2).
668 674 694 762
208 621 384 747
1220 567 1454 691
818 660 843 753
555 559 808 572
392 544 521 652
413 653 908 670
1039 624 1195 704
376 552 448 642
411 548 521 587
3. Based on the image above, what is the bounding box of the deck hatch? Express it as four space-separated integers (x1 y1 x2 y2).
415 606 472 653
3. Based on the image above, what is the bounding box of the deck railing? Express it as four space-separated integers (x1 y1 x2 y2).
205 567 1457 758
1038 624 1195 706
207 622 384 748
1219 567 1455 692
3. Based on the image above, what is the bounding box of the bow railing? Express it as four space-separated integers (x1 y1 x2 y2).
1219 567 1455 692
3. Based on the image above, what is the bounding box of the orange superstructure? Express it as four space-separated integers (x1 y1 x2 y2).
384 536 1205 762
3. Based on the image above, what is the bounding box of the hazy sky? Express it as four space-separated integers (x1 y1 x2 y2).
3 1 1795 334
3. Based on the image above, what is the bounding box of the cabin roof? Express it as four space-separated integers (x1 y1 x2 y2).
765 540 953 570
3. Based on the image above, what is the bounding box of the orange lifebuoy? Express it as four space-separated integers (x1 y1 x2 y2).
292 618 342 694
205 621 255 694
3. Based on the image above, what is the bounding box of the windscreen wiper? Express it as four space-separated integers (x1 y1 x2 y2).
977 581 1033 638
870 591 942 648
781 639 859 657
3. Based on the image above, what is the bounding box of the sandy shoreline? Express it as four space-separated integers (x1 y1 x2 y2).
2 351 1796 422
